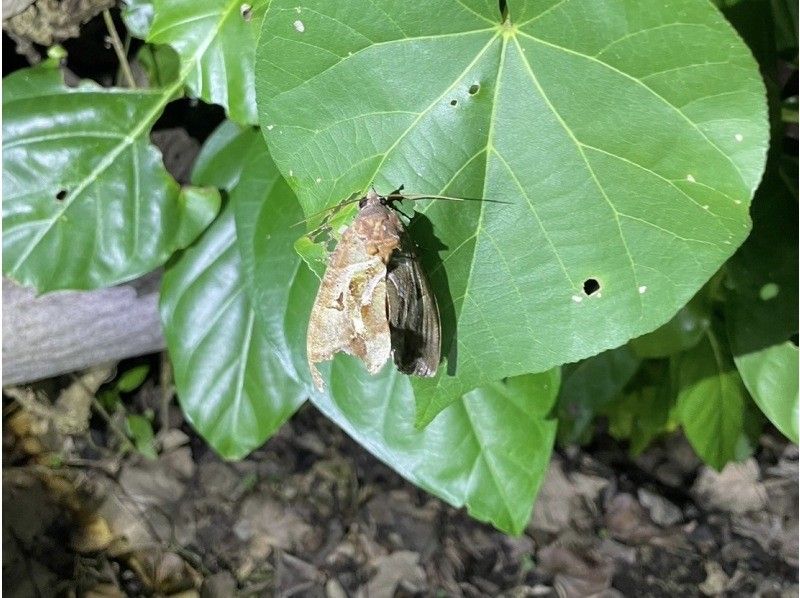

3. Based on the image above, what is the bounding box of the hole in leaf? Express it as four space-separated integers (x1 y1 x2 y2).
55 189 67 201
468 84 480 95
498 0 508 19
240 3 252 21
582 278 600 295
450 99 457 106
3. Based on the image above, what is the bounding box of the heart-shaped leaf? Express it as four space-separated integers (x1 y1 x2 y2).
674 325 753 470
232 129 560 533
146 0 268 124
3 62 219 291
160 123 305 458
255 0 769 424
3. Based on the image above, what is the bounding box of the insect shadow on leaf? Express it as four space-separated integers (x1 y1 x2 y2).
405 212 457 376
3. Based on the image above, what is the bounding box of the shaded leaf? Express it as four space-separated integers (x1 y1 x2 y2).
135 43 181 89
2 62 220 291
256 0 769 425
147 0 268 124
557 345 640 444
233 130 560 533
726 160 798 442
630 293 710 358
192 120 263 192
674 327 751 470
726 167 797 354
603 361 677 455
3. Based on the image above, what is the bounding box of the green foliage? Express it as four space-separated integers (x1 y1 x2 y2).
2 59 220 291
256 0 768 425
3 0 795 534
126 413 158 460
160 124 307 460
117 365 151 393
146 0 268 124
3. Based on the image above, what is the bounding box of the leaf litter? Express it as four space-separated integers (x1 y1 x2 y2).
3 367 798 597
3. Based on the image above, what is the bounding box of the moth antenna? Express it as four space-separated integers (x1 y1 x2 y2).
291 196 362 228
385 193 511 205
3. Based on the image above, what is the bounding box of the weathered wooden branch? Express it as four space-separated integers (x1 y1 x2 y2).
3 275 165 386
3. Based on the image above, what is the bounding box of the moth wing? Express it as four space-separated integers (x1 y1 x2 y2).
386 247 441 377
306 260 355 390
307 228 392 390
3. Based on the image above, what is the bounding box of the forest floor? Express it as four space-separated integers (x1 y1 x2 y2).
2 362 798 597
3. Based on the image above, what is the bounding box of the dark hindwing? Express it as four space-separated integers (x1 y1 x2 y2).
386 238 441 377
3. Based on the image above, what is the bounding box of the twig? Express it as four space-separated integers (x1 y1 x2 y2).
159 353 174 433
102 9 136 89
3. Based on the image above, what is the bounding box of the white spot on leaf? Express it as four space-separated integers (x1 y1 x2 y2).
293 20 305 32
760 282 780 300
735 133 744 142
638 286 647 294
266 124 274 131
571 295 583 303
686 174 696 183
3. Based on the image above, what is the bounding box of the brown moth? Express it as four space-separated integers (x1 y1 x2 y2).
306 189 441 390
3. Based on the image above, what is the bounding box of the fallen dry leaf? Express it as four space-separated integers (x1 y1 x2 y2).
692 459 767 514
359 550 426 598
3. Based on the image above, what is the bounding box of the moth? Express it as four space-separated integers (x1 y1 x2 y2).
306 189 441 390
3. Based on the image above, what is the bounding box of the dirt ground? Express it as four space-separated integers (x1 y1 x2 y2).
2 362 798 597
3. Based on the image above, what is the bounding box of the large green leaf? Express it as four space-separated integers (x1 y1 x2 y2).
232 131 560 534
161 207 304 458
146 0 268 124
3 62 220 291
255 0 769 424
674 326 753 470
160 123 305 458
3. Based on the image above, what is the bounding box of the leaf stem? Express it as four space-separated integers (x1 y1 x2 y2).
103 9 137 89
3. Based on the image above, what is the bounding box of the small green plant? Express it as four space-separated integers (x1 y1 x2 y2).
97 364 158 459
3 0 796 534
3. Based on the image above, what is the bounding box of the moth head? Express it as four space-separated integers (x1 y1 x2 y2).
359 188 383 209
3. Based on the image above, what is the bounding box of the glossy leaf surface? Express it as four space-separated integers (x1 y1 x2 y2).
3 63 219 291
160 123 305 458
147 0 268 124
255 0 770 424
